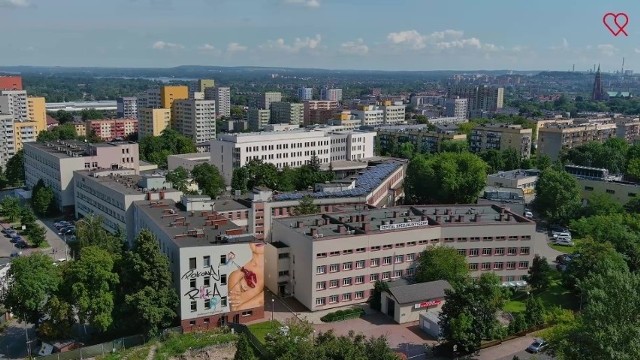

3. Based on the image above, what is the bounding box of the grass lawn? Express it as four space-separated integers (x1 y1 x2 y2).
155 330 236 360
503 271 576 313
549 243 578 254
248 320 282 344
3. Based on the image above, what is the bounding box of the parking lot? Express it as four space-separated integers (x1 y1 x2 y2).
0 219 72 261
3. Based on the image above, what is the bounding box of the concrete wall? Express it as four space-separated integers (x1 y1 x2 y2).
578 178 640 205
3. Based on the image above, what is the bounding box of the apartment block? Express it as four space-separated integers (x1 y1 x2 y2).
377 124 467 154
260 92 282 110
321 88 343 102
195 79 215 93
213 87 231 118
270 102 304 125
116 97 138 119
173 99 216 144
138 88 162 110
74 168 182 241
537 122 617 160
447 85 504 116
24 140 140 211
487 169 539 195
352 106 384 126
72 121 87 138
132 197 265 332
161 85 189 110
0 115 15 165
298 87 313 101
614 117 640 142
470 124 532 158
0 90 28 122
303 100 340 125
247 109 271 131
86 118 139 141
381 101 406 125
0 76 23 91
267 204 535 311
444 98 468 120
13 122 37 152
27 97 46 131
138 108 171 138
211 128 376 183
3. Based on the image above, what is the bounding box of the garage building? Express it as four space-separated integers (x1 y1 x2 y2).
380 280 451 324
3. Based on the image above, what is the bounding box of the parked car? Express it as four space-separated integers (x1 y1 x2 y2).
9 236 21 243
58 226 74 234
554 238 575 247
524 211 533 219
527 339 547 353
10 251 21 258
15 241 27 249
549 225 569 235
556 254 571 264
55 221 72 229
552 231 572 239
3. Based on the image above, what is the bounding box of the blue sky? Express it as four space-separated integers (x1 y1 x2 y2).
1 0 639 71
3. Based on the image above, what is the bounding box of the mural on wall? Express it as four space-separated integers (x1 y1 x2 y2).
180 242 265 315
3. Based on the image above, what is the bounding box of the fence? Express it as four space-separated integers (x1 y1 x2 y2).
228 323 265 356
36 334 146 360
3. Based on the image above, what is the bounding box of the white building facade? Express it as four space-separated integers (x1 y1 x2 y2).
173 99 217 144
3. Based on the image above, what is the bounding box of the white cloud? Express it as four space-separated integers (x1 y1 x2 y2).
597 44 617 56
227 42 248 54
0 0 30 7
198 43 216 51
386 29 498 52
283 0 320 8
152 41 183 50
260 35 322 53
340 38 369 56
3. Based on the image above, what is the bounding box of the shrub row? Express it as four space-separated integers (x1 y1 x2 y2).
320 308 365 322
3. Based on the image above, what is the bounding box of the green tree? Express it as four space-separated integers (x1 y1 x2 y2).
439 140 468 153
563 239 628 294
20 207 36 229
581 192 624 217
3 253 62 325
524 296 545 328
27 223 47 248
191 163 226 198
416 247 468 285
293 195 318 216
263 319 315 360
234 333 257 360
165 166 190 192
626 157 640 180
138 128 196 168
524 255 552 291
398 142 415 159
118 230 178 336
405 152 487 204
0 196 22 222
508 312 528 334
5 149 24 186
479 149 505 173
31 179 55 216
369 280 389 312
37 295 75 340
624 198 640 213
231 167 249 192
75 214 123 255
63 246 119 332
533 168 581 223
502 149 521 171
535 154 552 170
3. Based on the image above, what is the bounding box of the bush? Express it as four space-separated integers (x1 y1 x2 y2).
155 330 236 360
320 308 365 322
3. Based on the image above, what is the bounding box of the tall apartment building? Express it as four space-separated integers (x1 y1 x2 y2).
138 108 171 138
247 109 271 131
161 85 190 110
352 106 384 126
614 117 640 143
132 197 265 332
444 98 469 120
470 124 532 158
0 76 23 91
173 99 216 144
138 88 162 110
24 140 140 211
116 97 138 119
0 115 15 165
195 79 215 93
86 119 139 141
321 88 343 102
537 121 617 160
267 204 535 310
0 90 28 122
298 87 313 101
377 125 467 154
304 100 340 125
74 168 182 241
259 92 282 110
270 102 304 125
211 128 376 183
447 85 504 117
27 97 46 131
213 87 231 118
381 101 406 125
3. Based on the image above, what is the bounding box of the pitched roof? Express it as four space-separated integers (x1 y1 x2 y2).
386 280 452 305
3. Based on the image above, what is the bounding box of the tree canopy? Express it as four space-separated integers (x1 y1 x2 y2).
31 179 55 216
191 163 226 198
415 246 468 285
533 168 581 223
231 158 334 193
138 129 197 168
5 149 24 187
37 123 78 143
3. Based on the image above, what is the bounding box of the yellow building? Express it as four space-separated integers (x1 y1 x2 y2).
197 79 215 93
27 97 46 132
73 122 87 137
160 85 189 109
13 122 38 151
13 96 48 151
138 108 171 138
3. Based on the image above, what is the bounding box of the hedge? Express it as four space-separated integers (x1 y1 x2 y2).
320 308 365 322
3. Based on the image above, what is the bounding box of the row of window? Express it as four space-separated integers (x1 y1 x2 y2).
316 255 416 274
315 291 367 306
190 297 228 312
468 261 529 271
316 269 415 291
460 247 530 257
584 185 636 197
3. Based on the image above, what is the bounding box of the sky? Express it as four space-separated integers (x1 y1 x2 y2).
1 0 640 71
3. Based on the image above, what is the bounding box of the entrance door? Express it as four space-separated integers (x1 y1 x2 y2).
387 299 395 317
219 316 227 327
233 314 240 323
278 284 286 296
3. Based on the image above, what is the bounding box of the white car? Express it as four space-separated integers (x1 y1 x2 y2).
553 232 572 239
554 238 575 246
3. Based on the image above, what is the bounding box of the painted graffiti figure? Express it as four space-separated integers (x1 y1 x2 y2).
228 242 265 311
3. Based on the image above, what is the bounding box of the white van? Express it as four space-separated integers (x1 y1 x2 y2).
553 232 571 239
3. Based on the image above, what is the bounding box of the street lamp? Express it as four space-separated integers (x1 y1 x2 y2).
271 298 275 321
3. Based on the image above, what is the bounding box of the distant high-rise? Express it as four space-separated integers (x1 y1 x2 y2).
297 87 313 101
447 85 503 117
0 76 22 91
173 99 216 143
214 87 231 118
117 97 138 119
592 65 605 101
260 92 282 110
321 88 343 102
444 98 468 120
197 79 215 93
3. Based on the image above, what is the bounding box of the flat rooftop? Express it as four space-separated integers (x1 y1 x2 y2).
26 140 136 159
488 169 540 180
75 169 180 196
133 199 256 248
278 204 532 240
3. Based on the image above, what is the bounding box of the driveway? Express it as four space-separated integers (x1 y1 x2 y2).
0 321 36 359
533 229 563 264
477 335 553 360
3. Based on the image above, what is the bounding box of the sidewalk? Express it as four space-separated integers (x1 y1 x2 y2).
475 335 536 360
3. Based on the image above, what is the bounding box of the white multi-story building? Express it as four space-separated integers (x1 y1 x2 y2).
321 88 343 102
74 168 182 241
270 102 304 125
444 98 468 120
298 87 313 101
352 106 385 126
247 109 271 131
24 140 140 211
173 99 216 144
215 87 231 118
137 88 162 110
0 90 28 122
0 115 15 165
260 92 282 110
211 128 376 183
267 204 535 311
117 97 138 119
381 102 406 125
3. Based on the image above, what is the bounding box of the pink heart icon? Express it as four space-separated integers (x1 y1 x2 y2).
603 12 629 36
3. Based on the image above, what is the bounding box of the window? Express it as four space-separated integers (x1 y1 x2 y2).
371 246 381 251
342 293 352 301
329 264 339 273
205 299 211 310
494 262 504 270
355 291 364 300
518 261 530 269
343 262 353 271
190 278 196 289
469 263 478 271
189 257 196 270
203 256 210 267
508 247 517 256
241 310 253 317
342 277 352 286
370 258 380 267
383 256 392 265
407 241 417 246
278 253 289 259
496 236 506 241
483 236 493 241
370 274 379 282
329 251 340 256
395 242 405 248
316 281 326 290
406 253 415 261
189 320 196 326
317 252 327 258
356 247 366 253
316 266 326 274
393 270 403 278
418 240 428 245
220 274 227 285
494 248 505 256
520 247 530 255
204 277 210 287
506 261 516 270
329 295 339 304
394 255 404 263
355 275 365 284
220 254 227 265
470 237 480 242
383 244 392 250
481 262 491 270
457 237 468 242
316 297 326 306
382 271 391 280
221 297 228 307
444 237 454 242
356 260 365 269
329 279 339 288
482 248 492 256
190 301 197 312
469 248 479 256
343 249 353 255
278 271 289 277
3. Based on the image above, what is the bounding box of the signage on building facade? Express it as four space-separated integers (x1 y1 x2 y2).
414 299 442 309
379 220 429 231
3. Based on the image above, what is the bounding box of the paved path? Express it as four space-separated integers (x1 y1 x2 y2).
477 335 553 360
533 229 563 264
